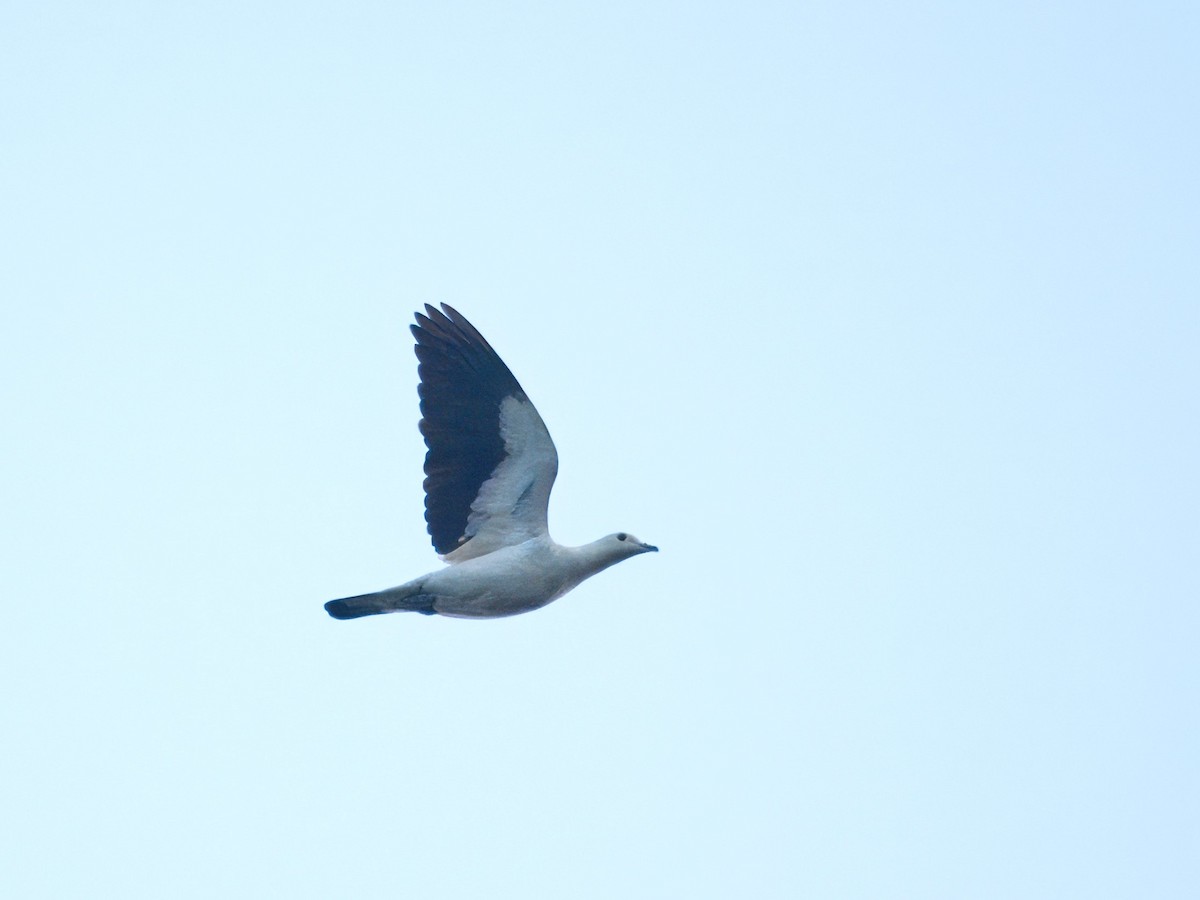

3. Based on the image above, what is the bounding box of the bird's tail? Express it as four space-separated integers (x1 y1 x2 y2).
324 584 438 620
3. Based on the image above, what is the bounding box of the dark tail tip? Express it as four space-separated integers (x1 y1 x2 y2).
324 598 379 620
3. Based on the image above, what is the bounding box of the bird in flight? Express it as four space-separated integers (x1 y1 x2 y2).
325 304 657 620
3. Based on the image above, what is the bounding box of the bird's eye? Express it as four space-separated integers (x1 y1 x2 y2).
617 533 627 541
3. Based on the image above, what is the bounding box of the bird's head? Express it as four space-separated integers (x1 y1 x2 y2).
606 532 658 557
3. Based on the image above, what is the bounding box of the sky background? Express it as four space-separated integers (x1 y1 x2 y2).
2 1 1198 897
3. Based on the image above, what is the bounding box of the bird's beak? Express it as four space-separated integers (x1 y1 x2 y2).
640 542 659 553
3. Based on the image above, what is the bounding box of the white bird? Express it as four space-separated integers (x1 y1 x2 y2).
325 304 657 620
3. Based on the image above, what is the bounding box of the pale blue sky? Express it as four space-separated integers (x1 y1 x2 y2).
2 2 1197 897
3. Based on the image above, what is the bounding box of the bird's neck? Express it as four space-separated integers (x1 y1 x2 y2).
565 538 628 578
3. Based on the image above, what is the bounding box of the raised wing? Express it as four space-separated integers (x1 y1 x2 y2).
411 304 559 562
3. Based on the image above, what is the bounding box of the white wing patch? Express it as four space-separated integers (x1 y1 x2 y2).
441 395 558 563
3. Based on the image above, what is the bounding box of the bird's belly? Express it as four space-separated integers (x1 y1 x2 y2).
422 550 576 619
433 582 566 619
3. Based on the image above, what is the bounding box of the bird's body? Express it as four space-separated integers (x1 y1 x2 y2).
325 304 656 621
327 533 643 620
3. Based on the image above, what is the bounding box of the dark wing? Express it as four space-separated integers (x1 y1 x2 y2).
411 304 559 561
